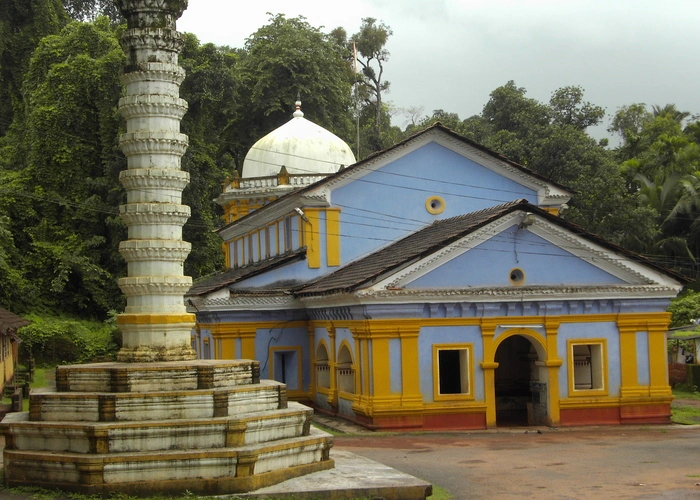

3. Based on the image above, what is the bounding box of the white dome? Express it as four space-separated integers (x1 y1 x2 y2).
242 102 356 179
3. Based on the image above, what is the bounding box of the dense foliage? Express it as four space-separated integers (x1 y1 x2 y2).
2 3 700 342
17 313 120 366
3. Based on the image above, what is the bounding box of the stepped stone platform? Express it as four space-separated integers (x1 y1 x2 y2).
0 360 334 496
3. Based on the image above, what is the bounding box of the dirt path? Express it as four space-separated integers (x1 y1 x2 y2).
335 425 700 499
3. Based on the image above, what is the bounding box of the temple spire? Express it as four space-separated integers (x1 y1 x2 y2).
115 0 196 362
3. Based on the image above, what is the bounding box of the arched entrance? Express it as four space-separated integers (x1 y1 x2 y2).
494 334 548 426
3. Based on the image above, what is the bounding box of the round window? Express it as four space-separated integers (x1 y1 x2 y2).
509 268 525 285
425 196 445 215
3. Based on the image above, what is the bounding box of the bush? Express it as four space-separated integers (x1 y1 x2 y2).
17 313 120 366
668 290 700 328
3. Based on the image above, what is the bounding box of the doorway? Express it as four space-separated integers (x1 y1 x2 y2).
495 335 545 426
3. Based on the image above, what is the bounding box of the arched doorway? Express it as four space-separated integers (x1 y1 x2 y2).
494 334 547 426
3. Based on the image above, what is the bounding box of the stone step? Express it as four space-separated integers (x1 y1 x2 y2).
2 427 334 497
55 359 259 393
28 379 287 422
2 403 313 453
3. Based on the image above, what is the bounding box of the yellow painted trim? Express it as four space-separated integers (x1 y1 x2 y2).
649 326 672 396
425 195 446 215
303 208 321 269
336 339 356 395
567 338 609 397
617 325 638 391
544 318 561 426
326 208 341 267
316 338 331 360
238 326 257 360
222 241 231 269
493 327 548 354
559 396 620 409
336 339 355 363
488 326 554 427
314 339 331 390
117 314 195 325
480 320 497 428
256 230 262 262
432 343 475 401
358 332 369 401
399 326 423 406
269 345 303 392
220 338 235 359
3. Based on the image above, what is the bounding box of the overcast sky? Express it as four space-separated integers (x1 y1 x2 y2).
179 0 700 139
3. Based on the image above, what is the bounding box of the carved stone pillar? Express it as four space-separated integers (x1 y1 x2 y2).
115 0 195 361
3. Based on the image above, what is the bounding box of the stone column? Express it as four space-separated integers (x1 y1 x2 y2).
115 0 196 362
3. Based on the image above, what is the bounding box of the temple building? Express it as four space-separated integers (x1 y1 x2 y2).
186 107 685 430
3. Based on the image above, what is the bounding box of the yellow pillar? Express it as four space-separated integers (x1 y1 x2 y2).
308 325 316 394
371 335 391 399
399 325 423 408
353 325 371 412
326 208 341 267
618 316 643 398
544 318 562 426
648 313 673 397
328 326 338 407
302 208 321 269
239 326 257 360
481 319 498 428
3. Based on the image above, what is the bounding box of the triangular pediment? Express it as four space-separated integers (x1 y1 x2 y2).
319 126 571 208
369 210 680 293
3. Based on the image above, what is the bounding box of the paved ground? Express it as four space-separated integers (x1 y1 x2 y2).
333 424 700 499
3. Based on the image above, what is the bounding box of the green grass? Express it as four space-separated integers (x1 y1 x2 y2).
428 485 454 499
31 367 50 389
671 405 700 425
671 386 700 425
673 388 700 400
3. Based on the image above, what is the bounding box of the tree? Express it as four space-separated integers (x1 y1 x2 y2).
350 17 393 153
235 14 355 158
0 0 67 136
62 0 121 22
549 86 605 130
2 18 127 317
609 104 658 161
179 34 238 278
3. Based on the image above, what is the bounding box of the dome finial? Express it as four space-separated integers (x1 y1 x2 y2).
293 92 304 118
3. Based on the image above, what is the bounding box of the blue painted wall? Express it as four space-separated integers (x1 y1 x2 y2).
332 142 538 263
409 225 626 288
636 331 650 385
389 338 402 394
417 325 485 403
557 322 621 397
256 326 310 390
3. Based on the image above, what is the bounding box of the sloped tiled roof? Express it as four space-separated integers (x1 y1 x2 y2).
294 200 529 296
294 199 688 297
186 249 306 297
0 307 29 334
